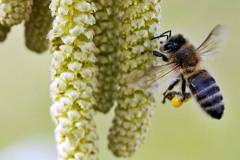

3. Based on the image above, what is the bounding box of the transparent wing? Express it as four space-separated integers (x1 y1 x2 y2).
125 61 180 91
197 24 228 59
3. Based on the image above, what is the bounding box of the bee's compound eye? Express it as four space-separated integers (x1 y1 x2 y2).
171 97 183 108
165 42 178 51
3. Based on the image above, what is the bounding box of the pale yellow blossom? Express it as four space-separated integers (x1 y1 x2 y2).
93 0 119 113
0 0 33 26
25 0 52 53
108 0 162 157
49 0 99 159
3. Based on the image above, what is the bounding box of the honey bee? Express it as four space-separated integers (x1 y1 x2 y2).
128 25 227 119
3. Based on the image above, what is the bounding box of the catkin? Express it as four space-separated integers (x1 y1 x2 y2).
0 24 10 42
93 0 118 113
0 0 33 26
25 0 52 53
49 0 99 159
108 0 162 157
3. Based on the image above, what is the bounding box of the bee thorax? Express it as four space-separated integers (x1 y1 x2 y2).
174 44 200 73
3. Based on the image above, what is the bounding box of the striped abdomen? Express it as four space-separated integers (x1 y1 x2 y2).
187 70 224 119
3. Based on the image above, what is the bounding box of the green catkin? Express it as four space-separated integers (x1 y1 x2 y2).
0 24 10 42
49 0 99 159
25 0 52 53
0 0 33 26
108 0 161 157
93 0 118 113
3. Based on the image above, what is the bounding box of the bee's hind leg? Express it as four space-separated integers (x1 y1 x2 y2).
162 78 180 103
181 92 191 103
163 91 191 108
181 75 191 102
162 75 192 105
163 91 180 103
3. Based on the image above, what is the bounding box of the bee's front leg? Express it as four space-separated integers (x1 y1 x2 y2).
153 50 169 62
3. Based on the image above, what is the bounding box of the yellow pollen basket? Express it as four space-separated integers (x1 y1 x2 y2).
171 97 183 108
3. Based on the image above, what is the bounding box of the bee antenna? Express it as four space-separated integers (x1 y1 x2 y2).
151 30 172 40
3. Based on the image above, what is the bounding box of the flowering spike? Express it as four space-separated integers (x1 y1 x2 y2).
49 0 99 159
25 0 52 53
108 0 162 157
93 0 118 113
0 24 10 42
0 0 33 26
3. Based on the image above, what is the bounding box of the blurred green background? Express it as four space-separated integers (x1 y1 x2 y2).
0 0 240 159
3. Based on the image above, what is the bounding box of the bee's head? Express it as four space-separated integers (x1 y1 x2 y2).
160 34 187 53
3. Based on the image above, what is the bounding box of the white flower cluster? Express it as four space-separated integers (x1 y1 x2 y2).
25 0 52 53
48 0 162 158
0 0 33 26
49 0 99 159
93 0 119 113
108 0 161 157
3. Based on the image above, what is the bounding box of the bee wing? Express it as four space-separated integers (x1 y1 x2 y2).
197 25 228 59
125 62 179 91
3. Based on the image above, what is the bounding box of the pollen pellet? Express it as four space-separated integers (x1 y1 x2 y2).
171 97 183 108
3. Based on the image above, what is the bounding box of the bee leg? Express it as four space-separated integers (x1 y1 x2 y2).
181 75 186 98
163 91 180 102
153 50 169 62
183 92 191 100
180 75 192 101
162 78 180 103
